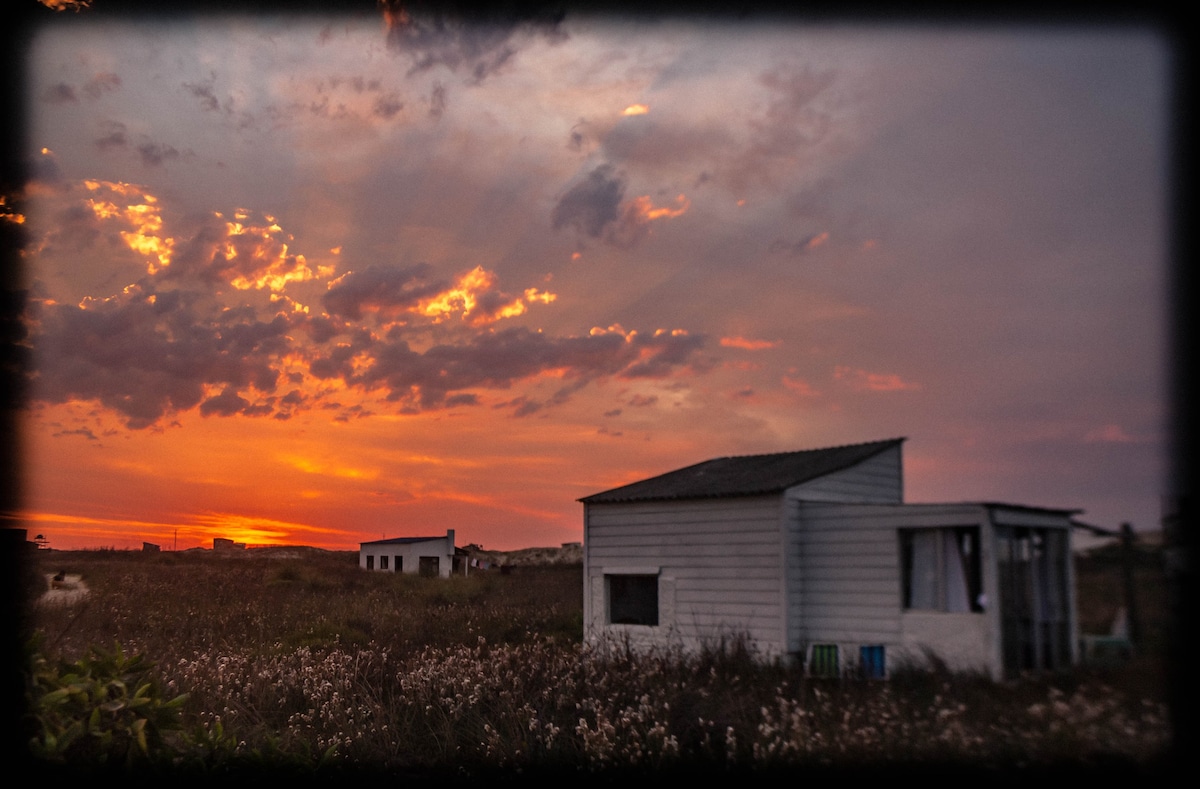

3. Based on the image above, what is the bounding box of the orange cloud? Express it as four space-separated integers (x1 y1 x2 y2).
833 365 921 392
0 196 25 225
720 336 778 350
38 0 92 10
622 104 649 116
83 179 174 274
419 266 495 320
782 374 819 397
628 193 690 222
417 266 557 326
219 210 316 291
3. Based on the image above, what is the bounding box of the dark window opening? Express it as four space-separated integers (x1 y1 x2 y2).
380 555 389 571
901 527 983 612
419 556 439 577
395 556 402 573
607 574 658 625
366 555 374 570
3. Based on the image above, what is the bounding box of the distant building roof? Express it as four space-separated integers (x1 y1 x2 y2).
579 438 906 504
360 536 447 547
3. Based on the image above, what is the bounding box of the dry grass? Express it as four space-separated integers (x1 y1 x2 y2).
23 545 1177 778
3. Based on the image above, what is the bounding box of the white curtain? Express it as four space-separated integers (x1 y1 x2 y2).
943 531 970 612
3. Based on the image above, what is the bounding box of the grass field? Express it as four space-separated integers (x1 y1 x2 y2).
21 543 1178 778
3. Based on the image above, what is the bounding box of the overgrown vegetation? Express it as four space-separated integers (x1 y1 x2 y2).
23 546 1174 777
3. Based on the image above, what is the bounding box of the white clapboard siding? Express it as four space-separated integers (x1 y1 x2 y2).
786 444 904 503
780 449 904 651
585 495 786 654
790 502 991 647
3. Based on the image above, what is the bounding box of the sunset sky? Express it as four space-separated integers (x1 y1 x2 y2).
9 7 1171 551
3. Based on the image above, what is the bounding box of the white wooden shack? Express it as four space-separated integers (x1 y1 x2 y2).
359 529 466 578
580 438 1080 680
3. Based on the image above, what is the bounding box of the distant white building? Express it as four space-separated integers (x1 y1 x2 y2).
580 438 1080 680
359 529 465 578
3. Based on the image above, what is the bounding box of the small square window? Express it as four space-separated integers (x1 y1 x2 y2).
607 574 658 626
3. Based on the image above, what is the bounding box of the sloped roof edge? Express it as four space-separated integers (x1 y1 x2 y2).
579 437 906 504
360 535 448 546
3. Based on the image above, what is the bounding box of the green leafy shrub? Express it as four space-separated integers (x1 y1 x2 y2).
25 639 189 768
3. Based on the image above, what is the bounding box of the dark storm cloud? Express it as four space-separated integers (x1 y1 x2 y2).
137 141 182 168
309 342 363 381
52 427 98 441
551 164 624 238
322 263 448 320
428 82 447 120
43 73 119 104
83 72 122 99
383 2 566 84
94 121 128 152
303 314 341 344
373 94 405 119
346 325 708 413
183 76 222 113
92 123 185 168
43 83 77 104
25 179 709 428
199 387 250 417
28 284 296 429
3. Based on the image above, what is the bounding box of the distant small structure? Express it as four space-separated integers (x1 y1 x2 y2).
33 534 49 550
213 538 246 551
360 529 465 577
142 542 160 553
562 541 581 549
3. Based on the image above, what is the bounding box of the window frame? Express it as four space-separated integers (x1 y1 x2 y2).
605 569 660 627
899 526 984 613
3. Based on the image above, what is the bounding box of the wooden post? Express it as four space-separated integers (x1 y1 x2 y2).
1120 522 1140 648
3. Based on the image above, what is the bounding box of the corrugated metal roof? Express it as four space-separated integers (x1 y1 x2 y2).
579 438 906 504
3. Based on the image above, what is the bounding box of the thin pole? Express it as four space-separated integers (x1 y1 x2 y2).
1121 522 1140 648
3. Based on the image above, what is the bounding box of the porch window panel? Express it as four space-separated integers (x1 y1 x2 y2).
943 530 970 612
